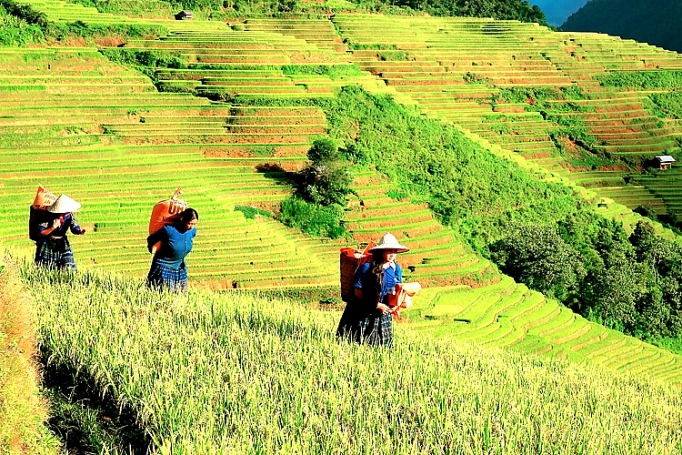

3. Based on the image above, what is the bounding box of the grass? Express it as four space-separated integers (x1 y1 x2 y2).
0 261 60 455
14 260 682 454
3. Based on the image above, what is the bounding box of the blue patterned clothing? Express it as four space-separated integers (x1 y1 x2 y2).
336 261 403 347
146 224 196 292
147 225 196 269
34 213 82 270
146 260 188 292
34 237 76 270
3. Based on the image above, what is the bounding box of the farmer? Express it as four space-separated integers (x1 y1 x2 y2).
34 194 86 270
336 232 409 347
146 208 198 292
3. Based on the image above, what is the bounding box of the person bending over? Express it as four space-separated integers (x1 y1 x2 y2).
146 208 198 292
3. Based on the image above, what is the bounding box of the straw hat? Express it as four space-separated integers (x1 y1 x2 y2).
48 194 81 213
369 233 410 253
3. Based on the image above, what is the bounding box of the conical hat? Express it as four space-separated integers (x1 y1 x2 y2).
48 194 81 213
368 233 410 253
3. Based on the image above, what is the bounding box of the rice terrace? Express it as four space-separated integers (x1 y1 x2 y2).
3 0 682 453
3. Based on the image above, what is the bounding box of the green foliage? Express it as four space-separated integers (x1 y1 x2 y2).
597 71 682 90
0 1 168 46
490 223 586 301
281 64 364 79
648 92 682 120
490 213 682 343
68 0 546 22
102 48 185 68
498 86 558 105
0 6 44 46
358 0 546 23
307 137 340 164
101 48 186 80
47 21 167 41
68 0 174 15
293 138 354 207
278 195 349 239
339 142 368 165
234 205 272 219
318 86 580 250
0 0 48 27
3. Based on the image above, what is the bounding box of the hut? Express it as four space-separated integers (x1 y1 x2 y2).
655 155 676 170
175 10 194 20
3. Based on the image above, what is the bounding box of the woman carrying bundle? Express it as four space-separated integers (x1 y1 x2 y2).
34 194 86 270
337 233 409 347
146 208 199 292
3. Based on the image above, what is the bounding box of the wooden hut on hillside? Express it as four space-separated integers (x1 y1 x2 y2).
175 10 193 20
655 155 676 170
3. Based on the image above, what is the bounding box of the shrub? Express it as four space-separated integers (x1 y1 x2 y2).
278 196 349 239
234 205 272 219
294 139 354 207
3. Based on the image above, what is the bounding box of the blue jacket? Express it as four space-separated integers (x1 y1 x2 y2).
353 261 403 304
147 224 197 270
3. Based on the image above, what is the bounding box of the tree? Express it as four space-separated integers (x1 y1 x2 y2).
489 223 585 301
294 139 353 207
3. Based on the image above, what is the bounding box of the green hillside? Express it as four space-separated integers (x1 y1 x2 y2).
65 0 547 23
4 1 682 452
562 0 682 53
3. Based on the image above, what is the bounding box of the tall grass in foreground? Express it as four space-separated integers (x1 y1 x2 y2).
22 264 682 455
0 263 59 454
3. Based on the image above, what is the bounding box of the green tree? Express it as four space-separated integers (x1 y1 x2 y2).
490 223 585 301
295 139 353 207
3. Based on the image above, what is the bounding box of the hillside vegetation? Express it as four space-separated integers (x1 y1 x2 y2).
5 2 682 450
17 261 682 454
3 1 682 362
0 262 59 454
561 0 682 53
66 0 547 23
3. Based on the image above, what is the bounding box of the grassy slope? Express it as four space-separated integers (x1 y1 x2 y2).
0 259 59 455
19 261 682 454
1 4 682 379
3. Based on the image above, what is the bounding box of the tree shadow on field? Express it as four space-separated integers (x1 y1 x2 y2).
255 162 298 185
40 348 153 455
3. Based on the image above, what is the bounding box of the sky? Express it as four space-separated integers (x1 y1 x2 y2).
529 0 590 26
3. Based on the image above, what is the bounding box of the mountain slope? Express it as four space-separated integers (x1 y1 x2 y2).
530 0 587 26
561 0 682 53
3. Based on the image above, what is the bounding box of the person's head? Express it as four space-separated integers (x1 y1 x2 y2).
381 249 399 263
368 233 409 264
178 208 199 231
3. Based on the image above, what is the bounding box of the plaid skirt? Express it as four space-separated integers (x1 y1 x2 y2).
34 237 76 271
336 298 394 348
146 260 188 293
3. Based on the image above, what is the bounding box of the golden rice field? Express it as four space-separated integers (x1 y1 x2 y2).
14 260 682 455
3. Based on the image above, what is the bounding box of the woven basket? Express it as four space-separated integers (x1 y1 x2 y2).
340 248 362 302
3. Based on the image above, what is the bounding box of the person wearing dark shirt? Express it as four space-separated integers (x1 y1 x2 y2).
35 194 86 270
146 208 198 292
336 232 409 347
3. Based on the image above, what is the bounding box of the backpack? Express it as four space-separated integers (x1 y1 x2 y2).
339 242 375 302
28 206 49 242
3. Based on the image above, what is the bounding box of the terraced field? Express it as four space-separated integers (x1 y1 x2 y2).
3 5 682 383
328 14 682 217
0 48 342 289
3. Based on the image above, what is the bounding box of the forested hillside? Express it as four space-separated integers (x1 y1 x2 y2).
561 0 682 53
66 0 547 23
